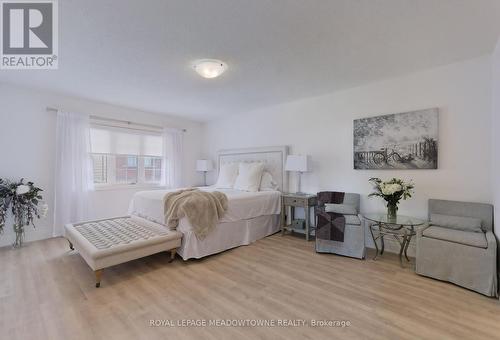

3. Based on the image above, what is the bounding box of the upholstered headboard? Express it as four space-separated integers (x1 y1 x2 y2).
217 146 289 191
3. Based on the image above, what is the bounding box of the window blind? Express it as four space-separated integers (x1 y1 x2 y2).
90 125 163 157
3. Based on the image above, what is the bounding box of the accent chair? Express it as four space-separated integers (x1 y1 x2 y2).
315 192 365 259
416 199 498 297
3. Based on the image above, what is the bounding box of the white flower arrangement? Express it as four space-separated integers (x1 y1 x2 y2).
0 178 46 247
380 183 403 196
368 177 414 216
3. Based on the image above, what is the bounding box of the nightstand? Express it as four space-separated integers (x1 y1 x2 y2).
281 192 318 241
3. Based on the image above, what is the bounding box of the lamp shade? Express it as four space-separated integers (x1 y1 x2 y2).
285 155 311 172
196 159 214 172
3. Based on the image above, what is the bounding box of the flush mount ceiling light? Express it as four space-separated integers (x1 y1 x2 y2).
192 59 228 79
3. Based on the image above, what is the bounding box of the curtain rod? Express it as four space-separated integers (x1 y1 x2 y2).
46 106 187 132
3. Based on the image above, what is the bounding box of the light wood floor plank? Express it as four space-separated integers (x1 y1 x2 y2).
1 234 499 340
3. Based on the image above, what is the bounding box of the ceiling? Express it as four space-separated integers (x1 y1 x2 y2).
1 0 500 121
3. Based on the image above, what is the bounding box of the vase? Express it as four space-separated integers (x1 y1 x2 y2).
13 223 24 248
387 203 398 220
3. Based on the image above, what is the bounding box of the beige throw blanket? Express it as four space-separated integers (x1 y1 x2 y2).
163 188 228 239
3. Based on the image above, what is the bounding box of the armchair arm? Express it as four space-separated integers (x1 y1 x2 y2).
416 222 431 239
485 231 497 253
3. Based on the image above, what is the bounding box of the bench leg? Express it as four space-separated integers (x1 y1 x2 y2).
68 240 74 250
95 269 103 288
169 249 177 263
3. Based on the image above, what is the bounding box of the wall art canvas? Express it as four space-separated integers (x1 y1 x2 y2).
353 108 438 169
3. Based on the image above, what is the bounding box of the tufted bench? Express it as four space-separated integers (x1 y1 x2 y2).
65 215 182 287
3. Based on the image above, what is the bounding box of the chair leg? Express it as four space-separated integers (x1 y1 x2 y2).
169 248 177 263
95 269 103 288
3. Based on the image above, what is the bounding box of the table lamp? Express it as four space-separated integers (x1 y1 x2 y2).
285 155 311 194
196 159 213 186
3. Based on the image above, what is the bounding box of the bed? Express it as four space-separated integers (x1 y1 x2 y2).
128 146 288 260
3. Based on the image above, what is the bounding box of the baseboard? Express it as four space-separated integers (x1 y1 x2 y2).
0 224 417 257
0 228 53 248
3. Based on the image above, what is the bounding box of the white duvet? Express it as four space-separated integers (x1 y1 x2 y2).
128 187 281 227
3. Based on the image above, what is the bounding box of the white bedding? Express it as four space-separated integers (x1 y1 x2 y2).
128 186 281 226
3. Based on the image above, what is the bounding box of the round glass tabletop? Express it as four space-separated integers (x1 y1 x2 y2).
363 213 426 226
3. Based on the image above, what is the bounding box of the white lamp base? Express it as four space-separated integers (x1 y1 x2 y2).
295 172 305 195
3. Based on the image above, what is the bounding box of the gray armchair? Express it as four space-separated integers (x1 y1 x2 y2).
315 192 365 259
416 199 497 297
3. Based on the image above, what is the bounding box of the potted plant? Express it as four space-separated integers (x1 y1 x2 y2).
0 178 48 247
368 177 414 219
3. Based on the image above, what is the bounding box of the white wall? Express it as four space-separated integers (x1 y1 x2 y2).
0 55 493 251
492 39 500 268
204 56 493 251
493 39 500 224
0 83 204 247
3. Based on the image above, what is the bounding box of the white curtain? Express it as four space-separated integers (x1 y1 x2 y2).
161 128 184 188
53 111 94 236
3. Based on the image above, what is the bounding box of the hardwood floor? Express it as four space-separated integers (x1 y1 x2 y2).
1 234 499 340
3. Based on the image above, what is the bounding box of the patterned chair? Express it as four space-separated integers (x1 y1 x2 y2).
315 192 365 259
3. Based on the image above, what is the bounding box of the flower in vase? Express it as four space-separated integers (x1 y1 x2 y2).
16 185 30 195
380 183 402 195
368 177 414 216
0 178 44 247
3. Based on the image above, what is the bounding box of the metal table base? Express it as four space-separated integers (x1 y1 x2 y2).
369 222 416 266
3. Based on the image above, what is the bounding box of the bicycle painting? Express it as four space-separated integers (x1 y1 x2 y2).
353 108 438 169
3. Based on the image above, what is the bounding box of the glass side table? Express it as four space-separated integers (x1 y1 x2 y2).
363 214 426 266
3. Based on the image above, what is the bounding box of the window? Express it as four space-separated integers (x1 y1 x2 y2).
91 154 108 184
90 125 164 187
143 156 162 183
116 155 138 184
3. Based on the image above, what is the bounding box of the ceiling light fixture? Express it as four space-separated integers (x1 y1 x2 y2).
192 59 228 79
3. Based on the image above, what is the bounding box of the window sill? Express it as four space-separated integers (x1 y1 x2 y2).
93 184 166 192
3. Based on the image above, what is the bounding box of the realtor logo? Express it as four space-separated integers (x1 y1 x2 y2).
1 0 58 69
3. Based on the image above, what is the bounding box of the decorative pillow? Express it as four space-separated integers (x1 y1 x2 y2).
430 213 483 233
324 203 357 215
215 163 239 188
233 162 265 192
259 171 279 191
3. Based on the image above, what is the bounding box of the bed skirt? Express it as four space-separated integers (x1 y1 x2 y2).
177 214 280 260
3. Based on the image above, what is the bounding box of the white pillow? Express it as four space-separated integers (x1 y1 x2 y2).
259 171 279 191
233 162 265 192
215 163 239 188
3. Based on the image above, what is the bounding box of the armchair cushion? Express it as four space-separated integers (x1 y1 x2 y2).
324 203 357 215
422 226 487 248
430 213 483 233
